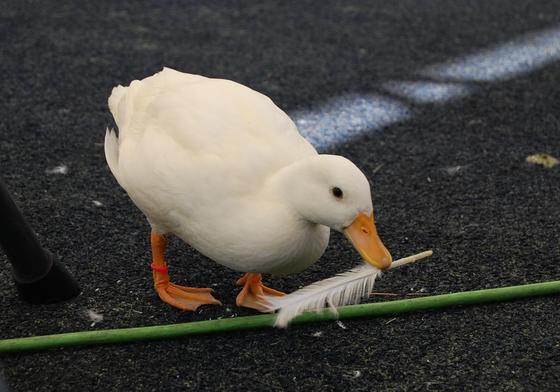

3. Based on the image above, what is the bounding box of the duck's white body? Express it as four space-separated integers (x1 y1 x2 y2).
105 68 330 274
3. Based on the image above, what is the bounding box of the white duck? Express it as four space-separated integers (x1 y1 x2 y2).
104 67 392 311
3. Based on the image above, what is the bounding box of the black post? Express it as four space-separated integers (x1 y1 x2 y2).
0 176 80 303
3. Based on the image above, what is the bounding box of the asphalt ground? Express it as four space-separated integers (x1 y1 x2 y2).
1 1 559 391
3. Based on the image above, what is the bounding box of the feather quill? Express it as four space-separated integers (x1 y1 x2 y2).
264 250 433 327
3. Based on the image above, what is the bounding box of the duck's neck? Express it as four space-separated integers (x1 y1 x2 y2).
264 155 326 226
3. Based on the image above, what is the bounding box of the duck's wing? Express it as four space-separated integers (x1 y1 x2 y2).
108 68 316 189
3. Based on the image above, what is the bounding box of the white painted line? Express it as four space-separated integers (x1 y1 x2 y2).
424 26 560 82
292 25 560 150
382 81 471 104
292 94 411 150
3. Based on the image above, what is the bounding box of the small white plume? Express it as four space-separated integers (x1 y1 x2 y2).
46 164 68 175
265 250 433 328
86 310 104 327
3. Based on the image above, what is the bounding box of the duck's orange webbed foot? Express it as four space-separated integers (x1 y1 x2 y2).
235 272 285 312
152 265 221 311
151 231 221 311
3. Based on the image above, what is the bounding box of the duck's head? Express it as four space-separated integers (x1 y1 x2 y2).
275 154 392 269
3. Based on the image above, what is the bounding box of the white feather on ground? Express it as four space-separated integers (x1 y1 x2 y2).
264 250 433 328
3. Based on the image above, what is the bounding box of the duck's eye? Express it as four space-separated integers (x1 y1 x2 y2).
332 187 343 199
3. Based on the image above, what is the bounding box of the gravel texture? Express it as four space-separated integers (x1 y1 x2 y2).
1 1 559 391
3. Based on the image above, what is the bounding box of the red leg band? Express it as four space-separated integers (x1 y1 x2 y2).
151 263 169 274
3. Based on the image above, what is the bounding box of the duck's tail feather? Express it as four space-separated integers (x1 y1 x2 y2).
104 127 120 180
108 83 135 135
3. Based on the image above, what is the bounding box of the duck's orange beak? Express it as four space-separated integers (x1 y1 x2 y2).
344 212 392 269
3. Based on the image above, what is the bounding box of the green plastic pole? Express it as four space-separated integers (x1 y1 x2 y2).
1 280 559 354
